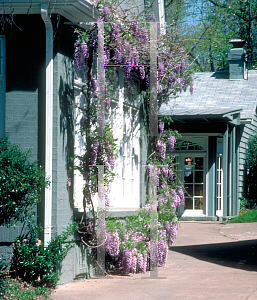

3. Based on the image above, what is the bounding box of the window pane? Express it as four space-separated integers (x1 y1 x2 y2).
195 157 203 170
184 185 193 197
185 157 194 168
195 171 203 183
195 198 203 209
185 197 193 209
195 185 203 196
184 171 193 183
184 157 194 183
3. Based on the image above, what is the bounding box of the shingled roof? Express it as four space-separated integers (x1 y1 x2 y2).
159 70 257 123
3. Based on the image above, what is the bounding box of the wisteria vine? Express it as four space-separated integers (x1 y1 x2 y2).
72 0 192 274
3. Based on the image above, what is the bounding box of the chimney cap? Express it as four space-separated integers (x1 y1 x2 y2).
229 39 245 48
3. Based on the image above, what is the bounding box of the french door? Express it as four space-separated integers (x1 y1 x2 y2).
183 156 205 210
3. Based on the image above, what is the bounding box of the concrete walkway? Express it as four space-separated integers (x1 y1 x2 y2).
50 221 257 300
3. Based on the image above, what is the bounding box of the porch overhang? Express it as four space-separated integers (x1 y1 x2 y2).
159 108 242 125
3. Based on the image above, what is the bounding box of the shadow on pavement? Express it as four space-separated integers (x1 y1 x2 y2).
170 239 257 272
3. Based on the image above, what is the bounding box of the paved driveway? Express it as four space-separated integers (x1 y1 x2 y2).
51 221 257 300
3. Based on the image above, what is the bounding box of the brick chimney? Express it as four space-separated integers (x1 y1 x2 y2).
228 39 246 80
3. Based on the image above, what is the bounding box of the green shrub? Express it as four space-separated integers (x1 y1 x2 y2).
0 277 51 299
246 134 257 169
0 138 49 226
239 197 250 211
245 134 257 208
10 222 78 288
228 208 257 223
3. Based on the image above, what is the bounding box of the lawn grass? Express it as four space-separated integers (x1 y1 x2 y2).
0 277 52 299
228 208 257 223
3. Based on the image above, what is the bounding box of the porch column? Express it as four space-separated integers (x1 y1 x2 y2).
231 124 239 216
222 125 229 219
207 136 216 217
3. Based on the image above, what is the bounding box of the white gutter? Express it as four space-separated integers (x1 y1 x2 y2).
41 5 53 246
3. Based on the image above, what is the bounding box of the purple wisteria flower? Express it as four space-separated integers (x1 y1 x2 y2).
91 77 97 95
158 239 168 267
122 250 132 274
168 136 176 152
178 186 185 205
147 164 153 177
171 189 181 209
159 122 164 134
161 143 166 161
106 230 120 257
157 140 166 161
132 21 138 35
131 47 139 67
126 66 131 79
131 248 137 274
109 150 115 168
105 97 111 111
176 64 181 75
89 38 97 49
104 50 110 65
103 5 110 21
89 218 94 232
90 142 98 165
165 218 178 246
74 41 81 70
98 115 105 133
140 27 148 41
105 141 115 168
161 165 169 178
67 177 71 187
168 168 174 181
81 41 88 59
145 75 150 87
139 66 145 80
112 23 119 36
151 13 157 22
158 62 164 78
136 253 146 273
105 192 110 208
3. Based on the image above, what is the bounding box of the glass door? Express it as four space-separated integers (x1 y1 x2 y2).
184 157 204 210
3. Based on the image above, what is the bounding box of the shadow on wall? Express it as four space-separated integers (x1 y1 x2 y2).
74 233 97 279
59 73 74 210
170 239 257 272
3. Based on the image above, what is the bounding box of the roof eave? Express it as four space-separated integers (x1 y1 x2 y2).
0 0 98 25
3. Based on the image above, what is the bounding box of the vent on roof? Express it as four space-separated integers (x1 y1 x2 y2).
228 39 246 80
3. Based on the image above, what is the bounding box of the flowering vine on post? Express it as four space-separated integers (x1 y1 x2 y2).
72 0 193 275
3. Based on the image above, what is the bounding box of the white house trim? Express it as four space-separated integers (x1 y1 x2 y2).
41 5 53 246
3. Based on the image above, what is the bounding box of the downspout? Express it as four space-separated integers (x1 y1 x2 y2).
41 5 53 246
158 0 166 35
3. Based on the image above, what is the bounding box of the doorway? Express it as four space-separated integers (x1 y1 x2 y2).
183 156 205 210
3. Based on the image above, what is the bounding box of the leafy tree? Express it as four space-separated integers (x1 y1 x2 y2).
165 0 257 71
0 138 49 226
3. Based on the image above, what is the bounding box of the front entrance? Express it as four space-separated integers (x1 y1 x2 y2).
174 137 207 218
184 156 204 210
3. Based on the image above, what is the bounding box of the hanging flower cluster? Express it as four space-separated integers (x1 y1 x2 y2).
73 0 191 275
